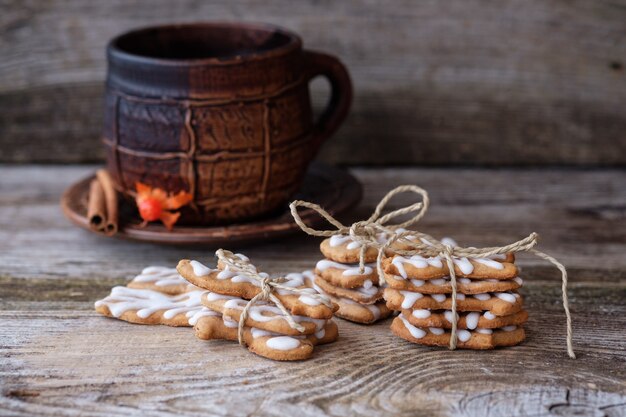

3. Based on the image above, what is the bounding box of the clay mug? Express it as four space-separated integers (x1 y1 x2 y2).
102 22 352 224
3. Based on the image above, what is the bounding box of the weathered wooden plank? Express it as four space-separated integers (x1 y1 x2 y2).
0 165 625 416
1 1 626 164
0 280 624 417
0 166 624 282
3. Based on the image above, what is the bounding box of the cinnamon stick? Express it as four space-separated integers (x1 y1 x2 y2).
96 169 119 236
87 179 106 232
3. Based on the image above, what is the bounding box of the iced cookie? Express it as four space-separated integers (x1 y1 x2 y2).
313 276 382 305
94 286 205 326
201 292 328 336
194 315 338 361
402 309 528 330
384 288 523 317
391 313 526 349
383 254 518 280
384 274 522 294
313 290 391 324
177 260 337 319
127 266 197 295
315 259 380 288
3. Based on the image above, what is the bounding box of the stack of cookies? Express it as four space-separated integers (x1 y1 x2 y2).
382 239 527 349
311 234 393 324
177 254 339 361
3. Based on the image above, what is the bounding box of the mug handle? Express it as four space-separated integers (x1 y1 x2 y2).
304 50 353 152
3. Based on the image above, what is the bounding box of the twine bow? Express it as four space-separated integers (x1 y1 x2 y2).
290 185 430 273
289 185 575 359
215 249 333 345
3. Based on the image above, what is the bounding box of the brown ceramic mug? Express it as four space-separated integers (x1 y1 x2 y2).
103 22 352 225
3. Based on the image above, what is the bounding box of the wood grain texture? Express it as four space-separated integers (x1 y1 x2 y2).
1 165 625 416
1 0 626 165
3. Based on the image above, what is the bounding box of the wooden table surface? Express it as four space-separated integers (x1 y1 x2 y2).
1 165 625 417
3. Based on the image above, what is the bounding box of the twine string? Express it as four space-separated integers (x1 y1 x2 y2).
289 185 575 358
215 249 332 345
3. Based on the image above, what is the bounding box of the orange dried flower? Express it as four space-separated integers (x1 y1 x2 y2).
135 182 193 230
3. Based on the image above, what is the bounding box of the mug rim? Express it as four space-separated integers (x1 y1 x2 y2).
107 21 303 67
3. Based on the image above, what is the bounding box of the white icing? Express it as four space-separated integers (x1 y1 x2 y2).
440 237 458 247
412 309 431 319
266 336 301 351
315 328 326 339
486 278 499 283
329 235 353 247
483 311 496 320
187 307 220 326
362 279 373 289
250 328 273 338
299 294 322 306
399 314 426 339
465 312 480 330
457 329 472 342
190 261 214 277
476 328 493 334
400 291 423 309
365 304 382 320
501 325 517 332
316 259 375 277
132 266 187 287
429 327 445 335
410 279 425 287
95 286 203 320
223 316 239 328
514 277 523 285
223 299 326 329
473 293 491 301
456 293 466 300
495 292 517 303
429 278 446 285
474 258 505 270
217 269 237 280
444 310 454 323
392 255 443 279
431 294 446 302
459 278 472 284
204 292 236 302
453 257 474 275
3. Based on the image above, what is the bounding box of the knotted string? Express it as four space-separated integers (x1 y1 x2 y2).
289 185 575 358
215 249 332 345
290 185 430 273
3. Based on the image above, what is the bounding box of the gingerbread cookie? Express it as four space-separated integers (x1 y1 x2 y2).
194 314 338 361
312 281 391 323
384 288 523 316
401 309 528 330
315 259 379 288
201 292 328 336
177 260 337 319
127 266 197 295
313 276 383 304
383 255 518 280
391 313 526 349
384 274 522 294
95 286 205 326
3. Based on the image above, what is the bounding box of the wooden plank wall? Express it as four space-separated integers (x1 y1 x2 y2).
1 0 625 165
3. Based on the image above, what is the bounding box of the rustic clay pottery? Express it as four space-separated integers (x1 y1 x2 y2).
103 22 352 224
61 163 361 245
